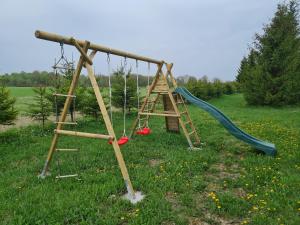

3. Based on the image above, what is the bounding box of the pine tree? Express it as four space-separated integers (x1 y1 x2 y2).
112 67 137 113
80 87 108 120
238 0 300 106
0 85 18 125
29 87 52 129
46 65 86 121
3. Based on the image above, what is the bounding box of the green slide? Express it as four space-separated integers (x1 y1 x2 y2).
174 87 276 156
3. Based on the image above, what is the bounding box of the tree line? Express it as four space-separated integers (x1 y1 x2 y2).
185 76 239 101
0 70 152 88
0 68 237 127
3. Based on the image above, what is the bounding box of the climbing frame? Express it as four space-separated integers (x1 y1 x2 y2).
35 30 162 202
130 62 200 149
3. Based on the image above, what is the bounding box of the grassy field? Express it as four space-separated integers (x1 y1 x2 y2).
7 87 35 115
7 87 112 115
0 94 299 224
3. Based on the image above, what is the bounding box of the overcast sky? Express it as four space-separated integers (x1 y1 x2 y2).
0 0 280 81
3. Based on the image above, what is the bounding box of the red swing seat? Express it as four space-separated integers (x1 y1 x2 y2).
108 136 129 145
136 127 151 135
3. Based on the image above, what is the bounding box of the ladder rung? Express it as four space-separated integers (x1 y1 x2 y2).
56 148 79 152
177 101 184 104
52 65 73 70
180 111 188 114
139 112 179 117
53 93 76 98
194 141 201 145
56 174 78 179
55 129 113 140
189 131 195 136
184 121 191 125
151 90 169 94
55 122 77 125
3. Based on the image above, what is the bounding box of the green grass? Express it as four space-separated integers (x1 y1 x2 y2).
7 87 35 115
0 94 299 224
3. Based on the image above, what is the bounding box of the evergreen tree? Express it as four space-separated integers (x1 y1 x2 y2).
80 88 108 120
111 67 137 113
0 85 18 125
46 66 86 121
238 0 300 106
29 87 52 129
213 78 224 97
236 56 248 83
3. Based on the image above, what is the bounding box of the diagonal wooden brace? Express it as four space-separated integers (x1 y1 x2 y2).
71 37 93 65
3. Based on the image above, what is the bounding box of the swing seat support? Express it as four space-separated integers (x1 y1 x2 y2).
136 127 151 135
108 136 129 146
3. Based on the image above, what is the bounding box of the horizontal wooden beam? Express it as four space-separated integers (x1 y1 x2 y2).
139 112 179 117
35 30 164 64
56 174 78 179
54 129 113 140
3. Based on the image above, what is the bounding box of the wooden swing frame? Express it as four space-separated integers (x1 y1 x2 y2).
35 30 200 201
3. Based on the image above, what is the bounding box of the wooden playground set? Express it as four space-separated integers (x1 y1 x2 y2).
35 30 276 204
35 30 201 203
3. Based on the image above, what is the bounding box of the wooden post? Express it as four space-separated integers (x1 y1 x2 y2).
85 61 136 199
39 41 90 178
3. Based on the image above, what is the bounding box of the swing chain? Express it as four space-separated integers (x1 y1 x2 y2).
60 42 65 59
136 59 141 129
123 57 127 137
146 62 151 127
107 53 113 126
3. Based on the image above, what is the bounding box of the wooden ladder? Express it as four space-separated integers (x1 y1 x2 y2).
175 93 201 146
53 94 80 179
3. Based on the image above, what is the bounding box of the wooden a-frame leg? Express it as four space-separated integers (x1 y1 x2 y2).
85 62 137 200
39 42 90 178
161 68 194 149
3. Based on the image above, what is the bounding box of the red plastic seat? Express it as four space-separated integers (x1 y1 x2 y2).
136 127 151 135
108 136 129 145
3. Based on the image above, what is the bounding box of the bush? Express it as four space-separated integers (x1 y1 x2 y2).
185 76 236 100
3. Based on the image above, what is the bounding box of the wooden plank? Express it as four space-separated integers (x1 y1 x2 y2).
139 112 179 117
189 131 195 136
35 30 163 65
85 61 136 198
54 129 113 140
163 94 180 133
56 174 78 179
54 122 77 125
184 121 191 125
151 90 168 93
53 93 76 98
56 148 79 152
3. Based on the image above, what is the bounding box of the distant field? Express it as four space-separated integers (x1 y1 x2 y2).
7 87 147 115
8 87 35 115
